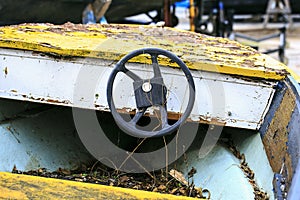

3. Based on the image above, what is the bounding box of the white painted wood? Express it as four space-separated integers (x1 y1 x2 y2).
0 48 276 130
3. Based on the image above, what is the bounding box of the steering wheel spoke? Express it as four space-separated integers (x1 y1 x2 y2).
151 54 162 78
129 107 147 125
118 63 142 81
159 105 170 129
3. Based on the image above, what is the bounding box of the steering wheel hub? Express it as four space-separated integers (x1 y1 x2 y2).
142 82 152 92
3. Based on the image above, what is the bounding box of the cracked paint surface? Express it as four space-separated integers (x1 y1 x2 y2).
0 23 289 80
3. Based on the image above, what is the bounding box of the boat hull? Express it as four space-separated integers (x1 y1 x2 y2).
0 23 299 199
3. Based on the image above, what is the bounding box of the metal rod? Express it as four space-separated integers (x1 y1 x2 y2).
164 0 171 27
189 0 196 31
234 32 281 43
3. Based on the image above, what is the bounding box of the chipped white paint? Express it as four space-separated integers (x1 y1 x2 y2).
0 48 276 129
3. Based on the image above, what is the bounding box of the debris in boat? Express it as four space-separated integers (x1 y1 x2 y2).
12 164 207 199
169 169 189 186
168 168 210 198
227 141 270 200
188 167 197 178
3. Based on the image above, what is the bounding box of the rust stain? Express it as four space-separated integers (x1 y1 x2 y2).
262 88 295 185
27 95 71 104
114 107 226 126
198 118 227 127
19 93 71 105
46 99 71 104
115 107 184 121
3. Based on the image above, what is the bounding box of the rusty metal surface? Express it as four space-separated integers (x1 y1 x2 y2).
262 84 295 186
0 23 289 80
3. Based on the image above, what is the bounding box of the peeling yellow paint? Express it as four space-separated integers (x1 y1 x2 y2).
0 23 290 80
0 172 201 200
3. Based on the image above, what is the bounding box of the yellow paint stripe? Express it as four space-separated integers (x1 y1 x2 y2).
0 23 289 80
0 172 201 200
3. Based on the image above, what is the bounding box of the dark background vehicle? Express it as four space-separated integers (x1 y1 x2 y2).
1 0 299 26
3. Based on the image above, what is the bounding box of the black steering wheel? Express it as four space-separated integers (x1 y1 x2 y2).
107 48 195 138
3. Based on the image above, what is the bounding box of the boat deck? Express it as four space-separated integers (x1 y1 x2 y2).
0 23 290 80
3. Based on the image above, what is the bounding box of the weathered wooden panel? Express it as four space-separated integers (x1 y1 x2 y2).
0 23 289 80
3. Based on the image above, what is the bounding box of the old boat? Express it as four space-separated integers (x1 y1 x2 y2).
0 23 299 199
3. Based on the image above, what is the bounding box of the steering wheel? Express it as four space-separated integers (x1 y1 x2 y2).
107 48 195 138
